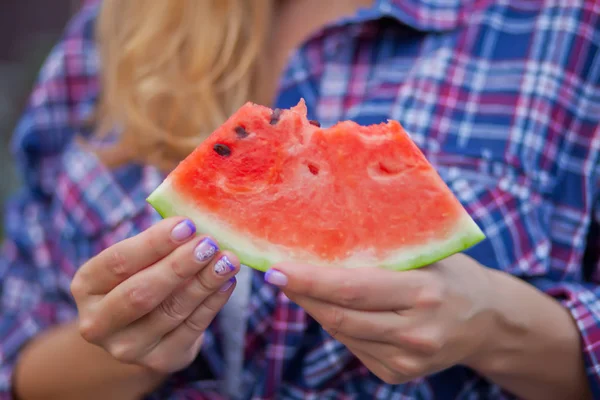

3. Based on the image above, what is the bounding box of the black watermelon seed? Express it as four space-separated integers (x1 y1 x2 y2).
213 143 231 157
234 126 248 138
309 119 321 127
270 108 282 125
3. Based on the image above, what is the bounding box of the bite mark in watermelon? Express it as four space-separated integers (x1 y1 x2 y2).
147 100 485 271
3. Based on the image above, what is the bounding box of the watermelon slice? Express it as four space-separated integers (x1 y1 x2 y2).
147 100 485 271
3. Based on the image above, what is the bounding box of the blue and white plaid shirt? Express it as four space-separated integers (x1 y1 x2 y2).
2 1 600 399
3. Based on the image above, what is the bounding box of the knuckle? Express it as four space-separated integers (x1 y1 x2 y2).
377 322 400 339
391 356 424 378
70 275 86 300
159 294 187 322
395 328 443 355
195 272 219 292
143 232 164 260
143 355 171 374
107 339 137 363
183 316 208 333
202 297 223 314
126 283 154 314
323 306 346 338
144 350 195 374
415 277 445 308
78 316 102 343
417 331 444 355
378 370 407 385
168 257 188 280
106 249 129 281
335 278 363 307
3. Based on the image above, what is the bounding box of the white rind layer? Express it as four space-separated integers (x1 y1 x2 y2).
147 178 486 272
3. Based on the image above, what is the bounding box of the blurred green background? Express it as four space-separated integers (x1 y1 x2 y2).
0 1 81 236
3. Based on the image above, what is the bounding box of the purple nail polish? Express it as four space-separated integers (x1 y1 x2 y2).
214 256 235 276
194 238 219 262
219 277 236 292
171 220 196 242
264 269 288 287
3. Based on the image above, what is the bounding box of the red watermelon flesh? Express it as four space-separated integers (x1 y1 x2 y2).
147 100 485 271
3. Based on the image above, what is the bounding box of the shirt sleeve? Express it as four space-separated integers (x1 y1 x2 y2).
0 3 100 398
528 192 600 399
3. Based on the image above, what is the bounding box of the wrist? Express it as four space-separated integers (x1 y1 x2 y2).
459 269 592 400
462 268 527 373
463 269 580 376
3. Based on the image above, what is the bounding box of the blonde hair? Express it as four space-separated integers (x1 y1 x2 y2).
92 0 273 171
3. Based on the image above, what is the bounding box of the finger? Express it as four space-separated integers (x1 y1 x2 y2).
344 343 405 385
85 236 236 340
106 249 239 359
74 217 197 295
265 263 426 310
291 293 443 356
339 332 440 381
339 335 414 385
287 293 402 342
140 278 236 373
169 275 236 342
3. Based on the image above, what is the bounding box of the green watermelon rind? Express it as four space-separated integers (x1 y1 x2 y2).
147 185 273 271
146 180 486 272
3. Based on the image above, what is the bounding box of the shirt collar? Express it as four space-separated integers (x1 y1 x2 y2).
344 0 493 32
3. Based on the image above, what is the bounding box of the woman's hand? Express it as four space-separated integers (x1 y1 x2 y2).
71 217 239 374
264 254 496 384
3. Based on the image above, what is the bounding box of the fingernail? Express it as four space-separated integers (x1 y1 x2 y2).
194 238 219 262
264 269 288 287
214 256 235 276
219 277 236 292
171 219 196 242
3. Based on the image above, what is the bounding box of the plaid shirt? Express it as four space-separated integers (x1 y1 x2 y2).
2 0 600 399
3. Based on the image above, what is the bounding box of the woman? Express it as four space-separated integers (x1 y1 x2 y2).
1 0 599 399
